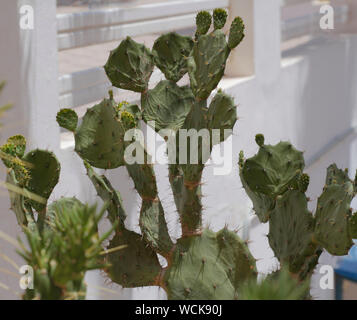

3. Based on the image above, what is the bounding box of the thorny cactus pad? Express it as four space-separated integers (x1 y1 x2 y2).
240 134 357 281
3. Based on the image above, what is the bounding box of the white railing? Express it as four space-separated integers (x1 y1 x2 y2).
58 0 229 109
282 0 349 41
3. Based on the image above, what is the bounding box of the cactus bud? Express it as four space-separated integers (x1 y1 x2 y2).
120 110 136 130
56 108 78 132
228 17 245 49
298 173 310 192
255 134 265 147
213 8 228 30
196 11 212 35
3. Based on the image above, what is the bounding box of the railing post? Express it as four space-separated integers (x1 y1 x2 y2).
18 0 60 151
226 0 255 77
227 0 281 83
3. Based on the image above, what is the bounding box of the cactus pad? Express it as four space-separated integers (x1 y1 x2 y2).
84 161 126 228
74 98 125 169
142 80 195 133
228 17 245 49
195 11 212 35
140 200 174 256
213 8 228 30
23 149 60 212
188 30 230 100
104 37 154 93
0 134 27 167
207 90 237 144
241 138 305 198
163 228 257 300
106 229 162 288
152 32 194 82
314 164 355 255
268 190 314 272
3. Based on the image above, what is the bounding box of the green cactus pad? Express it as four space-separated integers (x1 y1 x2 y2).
325 163 351 186
106 229 162 288
164 229 257 300
152 32 194 82
104 37 154 93
195 11 212 35
314 165 355 255
84 161 126 228
239 168 274 223
295 247 322 281
23 149 61 212
56 109 78 132
140 200 173 256
142 80 195 133
268 190 314 272
228 17 245 49
213 8 228 30
74 98 125 169
46 197 84 226
241 140 305 198
0 135 27 168
7 135 26 158
126 162 158 200
350 212 357 238
188 30 230 100
207 90 237 144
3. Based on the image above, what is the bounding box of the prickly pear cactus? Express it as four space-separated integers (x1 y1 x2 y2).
239 134 357 281
56 9 256 300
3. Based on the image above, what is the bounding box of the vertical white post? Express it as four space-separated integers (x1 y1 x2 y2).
0 0 25 301
227 0 281 83
18 0 60 152
226 0 255 77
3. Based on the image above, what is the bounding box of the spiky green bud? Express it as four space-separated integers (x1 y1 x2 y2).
196 11 212 35
120 110 136 130
56 108 78 132
298 173 310 192
228 17 245 49
255 134 265 147
213 8 228 30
